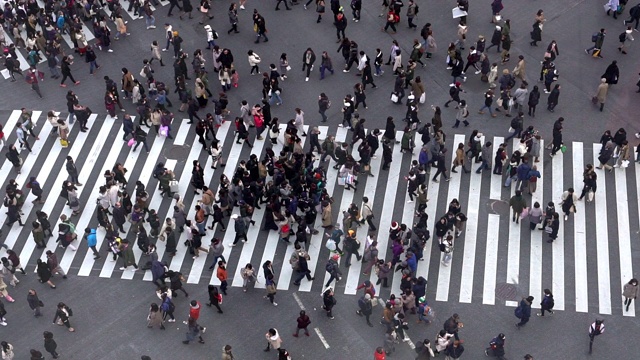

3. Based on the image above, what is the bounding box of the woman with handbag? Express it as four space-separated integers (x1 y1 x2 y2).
240 263 257 292
52 302 75 332
264 274 278 306
578 165 597 201
545 212 560 243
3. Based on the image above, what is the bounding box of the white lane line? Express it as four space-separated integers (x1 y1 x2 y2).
615 154 634 316
593 145 611 314
314 328 330 349
459 136 483 303
293 292 306 310
435 134 464 302
489 137 504 200
483 214 500 305
551 146 565 311
505 138 522 307
572 142 588 312
369 130 403 295
529 139 544 309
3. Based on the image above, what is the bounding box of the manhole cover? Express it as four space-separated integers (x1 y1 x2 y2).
489 200 509 215
165 145 191 161
495 282 518 301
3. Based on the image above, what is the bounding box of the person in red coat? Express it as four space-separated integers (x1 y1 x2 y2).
293 310 311 337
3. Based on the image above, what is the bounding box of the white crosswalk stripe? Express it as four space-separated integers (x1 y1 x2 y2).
1 110 639 316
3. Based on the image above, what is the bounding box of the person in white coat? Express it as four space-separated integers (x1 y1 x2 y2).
247 50 261 75
294 108 306 136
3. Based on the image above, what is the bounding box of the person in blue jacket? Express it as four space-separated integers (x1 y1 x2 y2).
515 295 534 328
83 228 100 260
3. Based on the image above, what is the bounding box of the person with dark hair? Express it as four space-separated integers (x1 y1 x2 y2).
514 295 534 328
43 332 59 358
589 319 605 354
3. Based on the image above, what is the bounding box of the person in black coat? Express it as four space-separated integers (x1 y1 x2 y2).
431 149 450 182
382 139 393 171
486 26 503 52
530 20 543 46
547 84 560 112
43 331 59 358
601 60 620 85
528 85 540 117
293 254 313 285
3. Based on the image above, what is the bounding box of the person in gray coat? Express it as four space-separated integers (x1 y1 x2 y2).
476 141 493 173
65 156 82 186
172 205 187 232
230 214 247 246
207 238 226 269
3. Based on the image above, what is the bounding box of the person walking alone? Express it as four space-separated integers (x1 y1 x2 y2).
514 295 533 329
43 332 59 359
623 278 639 312
293 310 311 337
588 319 605 354
537 288 555 316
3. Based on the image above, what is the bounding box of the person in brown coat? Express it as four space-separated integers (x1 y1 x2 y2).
594 78 608 112
121 68 135 99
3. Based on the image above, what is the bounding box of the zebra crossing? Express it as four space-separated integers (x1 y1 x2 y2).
0 109 639 316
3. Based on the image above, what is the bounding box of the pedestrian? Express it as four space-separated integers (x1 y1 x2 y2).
321 286 337 319
264 328 282 352
432 149 450 182
52 302 75 332
227 4 239 34
240 263 256 292
509 190 527 223
43 332 59 359
588 319 605 354
514 295 534 328
222 345 234 360
182 316 205 344
625 3 640 29
206 285 223 313
36 259 55 289
485 333 506 359
147 303 165 330
560 188 577 221
25 67 45 98
27 289 43 317
356 293 374 327
593 78 609 112
59 55 80 87
618 26 634 54
585 28 606 57
65 156 82 186
445 340 465 359
537 288 555 316
443 313 463 340
160 293 176 322
253 10 269 43
623 278 639 312
324 254 342 287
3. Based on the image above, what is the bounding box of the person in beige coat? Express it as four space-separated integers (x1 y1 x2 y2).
595 78 608 112
114 14 129 40
513 55 526 81
451 143 469 173
221 345 234 360
321 201 333 228
411 77 425 105
150 40 164 66
613 140 631 168
147 303 165 329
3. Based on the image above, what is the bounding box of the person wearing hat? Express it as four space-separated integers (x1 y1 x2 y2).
221 345 234 360
172 31 184 59
324 255 342 287
356 293 374 327
514 295 534 328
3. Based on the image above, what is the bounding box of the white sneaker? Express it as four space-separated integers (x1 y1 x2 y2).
564 215 568 221
168 318 176 323
475 70 481 74
636 132 640 139
228 243 236 247
0 322 6 326
239 4 244 9
108 49 114 53
305 77 309 81
201 327 207 333
407 200 414 203
119 267 126 270
273 302 278 306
